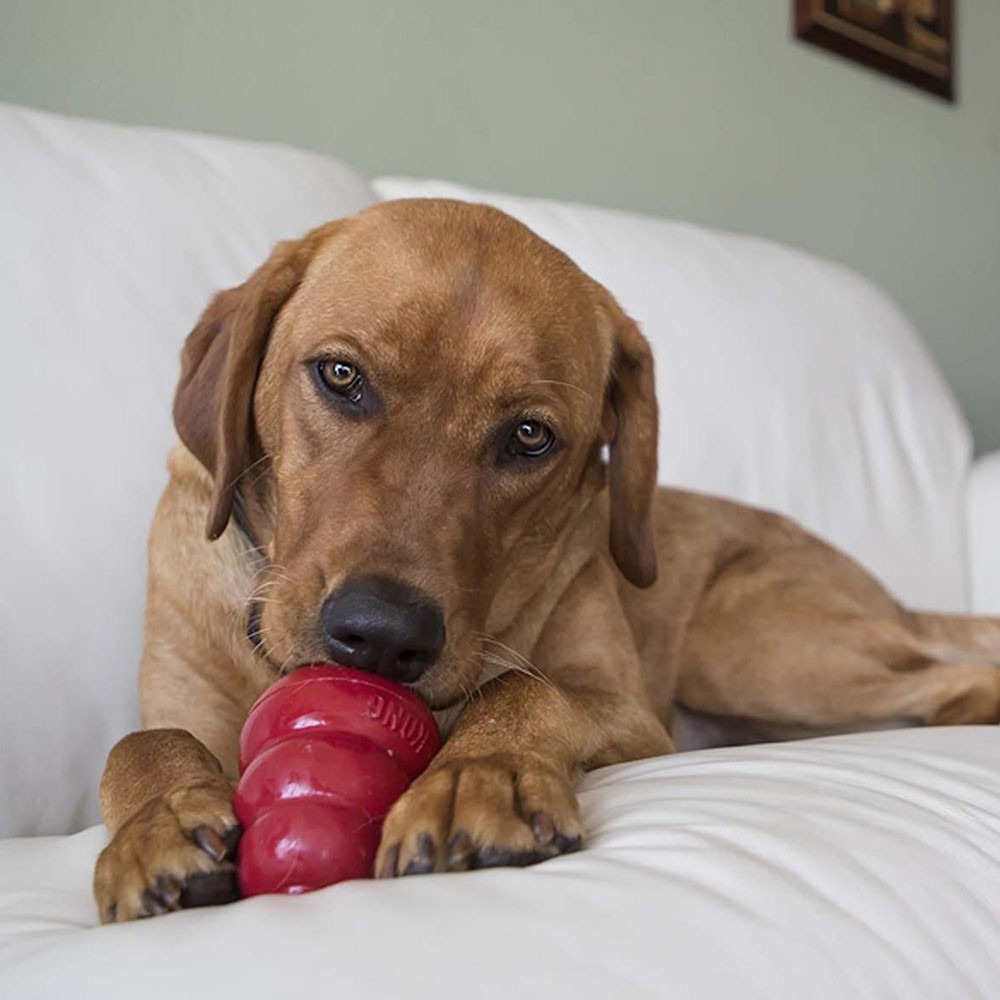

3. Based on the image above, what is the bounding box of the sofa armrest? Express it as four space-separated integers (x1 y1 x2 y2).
969 451 1000 613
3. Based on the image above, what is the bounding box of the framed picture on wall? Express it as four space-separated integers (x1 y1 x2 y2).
794 1 955 101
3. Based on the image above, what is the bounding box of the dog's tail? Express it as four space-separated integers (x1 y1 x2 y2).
909 611 1000 664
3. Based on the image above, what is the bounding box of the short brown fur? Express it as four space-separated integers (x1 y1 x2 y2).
95 200 1000 921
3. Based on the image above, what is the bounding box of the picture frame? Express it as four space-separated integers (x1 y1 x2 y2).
794 1 955 102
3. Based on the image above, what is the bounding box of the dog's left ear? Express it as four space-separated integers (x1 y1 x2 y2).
597 290 659 588
173 225 334 540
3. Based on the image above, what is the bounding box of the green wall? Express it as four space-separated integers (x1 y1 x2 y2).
2 0 998 452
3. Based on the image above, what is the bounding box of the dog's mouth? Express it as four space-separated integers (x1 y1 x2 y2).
264 657 467 715
246 600 473 709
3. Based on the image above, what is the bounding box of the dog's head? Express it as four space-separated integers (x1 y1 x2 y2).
174 199 657 707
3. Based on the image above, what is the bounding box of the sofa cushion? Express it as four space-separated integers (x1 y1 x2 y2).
968 451 1000 614
374 178 972 616
0 103 374 836
2 728 999 998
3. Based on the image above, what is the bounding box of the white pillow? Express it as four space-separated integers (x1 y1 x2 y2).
1 728 998 998
0 103 374 836
969 452 1000 614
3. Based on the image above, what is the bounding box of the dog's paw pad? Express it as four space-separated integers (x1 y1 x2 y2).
179 868 241 909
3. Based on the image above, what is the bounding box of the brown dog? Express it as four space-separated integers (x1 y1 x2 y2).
94 199 1000 922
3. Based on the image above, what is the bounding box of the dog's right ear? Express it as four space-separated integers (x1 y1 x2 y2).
594 287 659 589
173 229 329 541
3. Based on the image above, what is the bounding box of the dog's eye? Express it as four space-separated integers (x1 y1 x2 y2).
507 420 555 459
316 359 364 403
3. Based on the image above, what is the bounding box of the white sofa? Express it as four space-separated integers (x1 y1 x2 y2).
2 101 999 998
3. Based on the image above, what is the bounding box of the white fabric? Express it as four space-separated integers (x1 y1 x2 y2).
968 451 1000 614
1 104 996 1000
0 102 375 837
374 179 973 615
3 728 1000 999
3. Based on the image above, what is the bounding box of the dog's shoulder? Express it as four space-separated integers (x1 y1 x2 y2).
142 444 269 715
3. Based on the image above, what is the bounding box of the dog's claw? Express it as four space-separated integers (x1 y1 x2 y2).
402 858 434 876
156 874 183 908
402 832 437 875
141 887 171 916
530 811 555 846
192 825 228 862
446 830 475 870
379 843 401 878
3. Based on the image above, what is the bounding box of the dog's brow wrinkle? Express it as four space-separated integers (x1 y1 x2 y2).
454 264 484 321
528 379 593 400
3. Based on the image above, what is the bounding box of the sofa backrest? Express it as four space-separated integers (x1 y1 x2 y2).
0 103 374 836
376 178 973 613
0 103 973 837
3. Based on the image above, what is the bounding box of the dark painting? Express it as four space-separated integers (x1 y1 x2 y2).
795 1 955 101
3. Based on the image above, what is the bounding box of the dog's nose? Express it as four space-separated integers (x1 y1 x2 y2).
320 576 445 683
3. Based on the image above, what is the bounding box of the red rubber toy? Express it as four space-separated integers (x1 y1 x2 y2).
234 664 440 896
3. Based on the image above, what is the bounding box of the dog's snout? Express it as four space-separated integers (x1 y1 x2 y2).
320 576 445 683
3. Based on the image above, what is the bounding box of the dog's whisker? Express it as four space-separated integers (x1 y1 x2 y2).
253 624 296 676
477 651 560 697
457 680 476 708
475 634 571 704
477 635 547 677
253 574 288 587
245 572 294 601
479 651 541 677
276 646 298 676
259 568 295 584
244 455 277 492
241 453 271 476
244 596 282 608
237 541 268 561
231 453 274 493
246 581 285 601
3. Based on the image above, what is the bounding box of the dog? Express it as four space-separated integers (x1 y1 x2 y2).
94 198 1000 922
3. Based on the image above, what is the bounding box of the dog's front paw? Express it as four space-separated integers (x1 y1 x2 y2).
94 779 241 923
375 753 582 877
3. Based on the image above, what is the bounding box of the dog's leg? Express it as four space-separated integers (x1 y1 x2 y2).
908 612 1000 665
680 643 1000 733
376 557 673 876
93 728 241 923
908 663 1000 724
